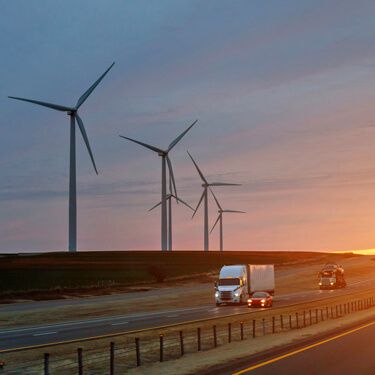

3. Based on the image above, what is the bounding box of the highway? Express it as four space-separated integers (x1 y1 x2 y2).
1 278 374 351
231 321 375 374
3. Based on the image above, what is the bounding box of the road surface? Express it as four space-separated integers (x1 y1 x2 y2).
1 278 374 351
231 321 375 374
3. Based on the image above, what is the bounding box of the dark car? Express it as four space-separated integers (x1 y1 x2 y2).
247 291 273 308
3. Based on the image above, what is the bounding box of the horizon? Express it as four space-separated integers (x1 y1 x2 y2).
2 1 375 253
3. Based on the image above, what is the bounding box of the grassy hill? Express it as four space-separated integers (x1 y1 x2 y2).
0 251 356 297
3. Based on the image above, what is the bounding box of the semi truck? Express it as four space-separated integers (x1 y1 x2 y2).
318 263 346 289
214 264 275 306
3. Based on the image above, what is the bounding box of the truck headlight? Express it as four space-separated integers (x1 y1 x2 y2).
319 282 322 285
215 291 220 298
330 282 334 285
234 291 240 297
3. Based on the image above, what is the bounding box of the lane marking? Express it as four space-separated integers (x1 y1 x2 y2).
0 306 209 335
33 331 57 337
233 321 375 374
166 315 179 318
111 322 129 326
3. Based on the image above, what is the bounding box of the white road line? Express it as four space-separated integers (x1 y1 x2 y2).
166 315 179 318
33 331 57 337
111 322 129 326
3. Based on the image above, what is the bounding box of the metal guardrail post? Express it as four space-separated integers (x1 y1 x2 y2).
197 328 201 351
228 323 232 343
262 318 266 335
309 310 312 325
295 312 299 329
159 334 164 362
280 315 284 329
110 342 115 375
213 325 217 347
252 319 256 338
135 338 141 367
272 317 275 333
179 331 184 356
77 348 83 375
240 321 244 340
44 353 49 375
303 311 306 327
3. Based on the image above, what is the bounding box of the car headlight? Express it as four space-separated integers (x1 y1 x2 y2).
215 291 220 298
261 299 266 303
319 282 322 285
330 282 334 285
234 291 240 297
247 299 252 303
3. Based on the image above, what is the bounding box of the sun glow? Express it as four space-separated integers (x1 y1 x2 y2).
339 249 375 255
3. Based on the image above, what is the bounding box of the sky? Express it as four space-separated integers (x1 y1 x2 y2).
1 0 375 253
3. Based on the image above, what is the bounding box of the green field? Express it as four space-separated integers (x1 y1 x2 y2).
0 251 355 297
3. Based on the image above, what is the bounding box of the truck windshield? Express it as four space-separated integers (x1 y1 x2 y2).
219 278 240 286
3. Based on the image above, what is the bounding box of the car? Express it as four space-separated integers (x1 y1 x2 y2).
247 291 273 308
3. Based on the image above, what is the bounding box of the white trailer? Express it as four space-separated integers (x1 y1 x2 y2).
214 264 275 306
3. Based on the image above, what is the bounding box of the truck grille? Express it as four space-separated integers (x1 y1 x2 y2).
321 279 332 286
220 291 233 300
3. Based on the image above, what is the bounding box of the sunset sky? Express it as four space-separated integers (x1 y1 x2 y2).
1 1 375 252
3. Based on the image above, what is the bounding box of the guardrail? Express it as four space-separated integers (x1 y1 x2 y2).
2 294 374 374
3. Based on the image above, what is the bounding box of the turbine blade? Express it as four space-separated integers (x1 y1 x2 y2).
187 151 208 184
75 114 98 174
210 214 221 234
223 210 246 213
209 188 222 211
172 195 194 211
168 119 198 152
148 201 162 212
192 191 205 218
166 156 177 199
119 135 164 154
8 96 73 112
75 62 115 109
209 182 241 186
149 194 171 212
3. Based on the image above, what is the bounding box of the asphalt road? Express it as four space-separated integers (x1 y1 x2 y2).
232 321 375 374
1 278 374 351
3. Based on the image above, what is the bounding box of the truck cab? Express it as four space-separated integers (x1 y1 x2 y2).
318 263 346 289
215 265 248 306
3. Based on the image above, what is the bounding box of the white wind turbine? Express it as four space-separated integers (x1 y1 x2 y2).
210 189 245 251
9 62 115 252
187 151 240 251
119 120 198 251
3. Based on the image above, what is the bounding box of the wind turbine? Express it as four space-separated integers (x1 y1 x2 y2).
119 120 198 251
187 151 240 252
210 189 245 251
9 62 115 252
148 177 194 251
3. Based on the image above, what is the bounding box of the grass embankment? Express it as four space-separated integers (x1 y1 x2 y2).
0 251 355 299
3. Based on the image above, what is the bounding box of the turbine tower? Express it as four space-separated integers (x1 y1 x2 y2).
120 120 198 251
9 62 115 252
149 177 194 251
210 189 245 251
187 151 240 252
